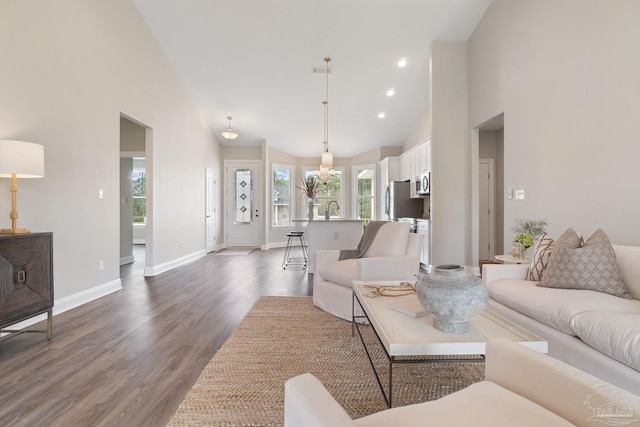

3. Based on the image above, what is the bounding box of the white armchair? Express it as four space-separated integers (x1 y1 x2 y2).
284 337 640 427
313 221 422 320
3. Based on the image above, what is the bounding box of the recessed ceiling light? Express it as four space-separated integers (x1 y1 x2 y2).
378 112 385 119
397 58 407 68
387 89 395 97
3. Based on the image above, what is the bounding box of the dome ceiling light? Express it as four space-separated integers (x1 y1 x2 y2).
221 116 238 140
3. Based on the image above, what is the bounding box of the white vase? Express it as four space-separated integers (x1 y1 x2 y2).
417 264 488 334
307 199 314 220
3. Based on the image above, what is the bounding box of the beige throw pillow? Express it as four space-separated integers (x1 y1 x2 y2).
527 233 554 281
538 228 631 299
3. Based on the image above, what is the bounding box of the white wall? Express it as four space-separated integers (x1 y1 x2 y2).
403 109 432 152
429 41 470 266
468 0 640 247
0 0 222 307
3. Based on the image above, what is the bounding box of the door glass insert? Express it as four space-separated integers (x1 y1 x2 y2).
234 168 253 224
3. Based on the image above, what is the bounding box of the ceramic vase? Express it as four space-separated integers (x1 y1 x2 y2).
417 264 488 334
307 199 314 220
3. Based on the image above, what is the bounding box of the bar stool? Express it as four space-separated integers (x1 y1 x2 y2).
282 231 308 270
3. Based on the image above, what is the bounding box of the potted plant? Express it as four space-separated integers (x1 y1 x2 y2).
296 176 317 220
512 218 549 238
512 218 549 259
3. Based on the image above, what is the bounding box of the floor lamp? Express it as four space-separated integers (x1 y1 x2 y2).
0 140 45 235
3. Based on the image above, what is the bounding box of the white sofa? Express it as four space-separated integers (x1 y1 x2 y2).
313 222 423 321
285 337 640 427
483 244 640 395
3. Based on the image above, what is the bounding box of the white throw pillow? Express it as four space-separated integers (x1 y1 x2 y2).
612 244 640 300
527 233 554 281
364 222 410 258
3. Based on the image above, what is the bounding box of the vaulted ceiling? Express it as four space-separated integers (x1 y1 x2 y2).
133 0 493 158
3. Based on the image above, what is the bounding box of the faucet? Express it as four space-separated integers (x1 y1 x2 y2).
325 200 340 220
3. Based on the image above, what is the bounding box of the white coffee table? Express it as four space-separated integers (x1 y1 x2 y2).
352 281 547 407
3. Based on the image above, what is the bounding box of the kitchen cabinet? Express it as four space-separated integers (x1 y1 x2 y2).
400 139 430 199
400 154 412 182
416 142 430 174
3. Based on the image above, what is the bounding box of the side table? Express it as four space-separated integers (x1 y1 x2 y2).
0 232 54 342
495 254 527 264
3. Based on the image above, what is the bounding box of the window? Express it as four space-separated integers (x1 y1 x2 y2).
234 168 253 224
272 165 293 227
132 159 146 224
354 165 375 222
304 168 343 219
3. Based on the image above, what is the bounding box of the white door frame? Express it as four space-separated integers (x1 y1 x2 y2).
478 158 495 261
225 160 261 247
205 167 216 253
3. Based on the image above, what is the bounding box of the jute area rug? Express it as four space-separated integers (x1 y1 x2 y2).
167 296 484 426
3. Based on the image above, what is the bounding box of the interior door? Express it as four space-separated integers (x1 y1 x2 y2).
205 168 216 253
478 159 495 261
226 161 261 247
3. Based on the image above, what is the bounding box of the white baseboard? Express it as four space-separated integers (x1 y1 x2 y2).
143 249 206 277
55 278 123 313
1 278 122 334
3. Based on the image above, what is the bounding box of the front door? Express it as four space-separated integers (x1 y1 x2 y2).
226 161 261 247
205 167 216 253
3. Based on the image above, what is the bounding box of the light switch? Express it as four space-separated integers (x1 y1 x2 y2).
98 189 104 199
515 189 525 200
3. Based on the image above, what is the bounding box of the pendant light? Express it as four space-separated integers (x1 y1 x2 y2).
321 57 333 169
221 116 238 140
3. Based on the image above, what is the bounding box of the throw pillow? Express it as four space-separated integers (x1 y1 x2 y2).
527 232 554 281
538 228 631 299
612 245 640 300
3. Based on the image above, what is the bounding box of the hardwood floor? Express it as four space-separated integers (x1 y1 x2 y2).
0 246 311 426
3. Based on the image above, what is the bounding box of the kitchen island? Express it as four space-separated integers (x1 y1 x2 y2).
293 219 364 272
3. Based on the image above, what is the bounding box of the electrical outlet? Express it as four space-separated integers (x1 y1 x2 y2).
515 189 525 200
98 260 104 271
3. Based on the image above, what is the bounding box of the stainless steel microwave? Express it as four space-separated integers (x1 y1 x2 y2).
416 172 430 195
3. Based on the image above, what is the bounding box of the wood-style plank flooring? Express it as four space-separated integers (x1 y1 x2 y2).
0 246 311 426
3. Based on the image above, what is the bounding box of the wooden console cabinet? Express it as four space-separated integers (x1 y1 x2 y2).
0 232 53 341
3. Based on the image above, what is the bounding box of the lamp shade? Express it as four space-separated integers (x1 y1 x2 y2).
0 140 45 178
321 150 333 169
221 130 238 140
222 116 239 140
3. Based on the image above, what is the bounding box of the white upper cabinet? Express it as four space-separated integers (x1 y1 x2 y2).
400 140 430 198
